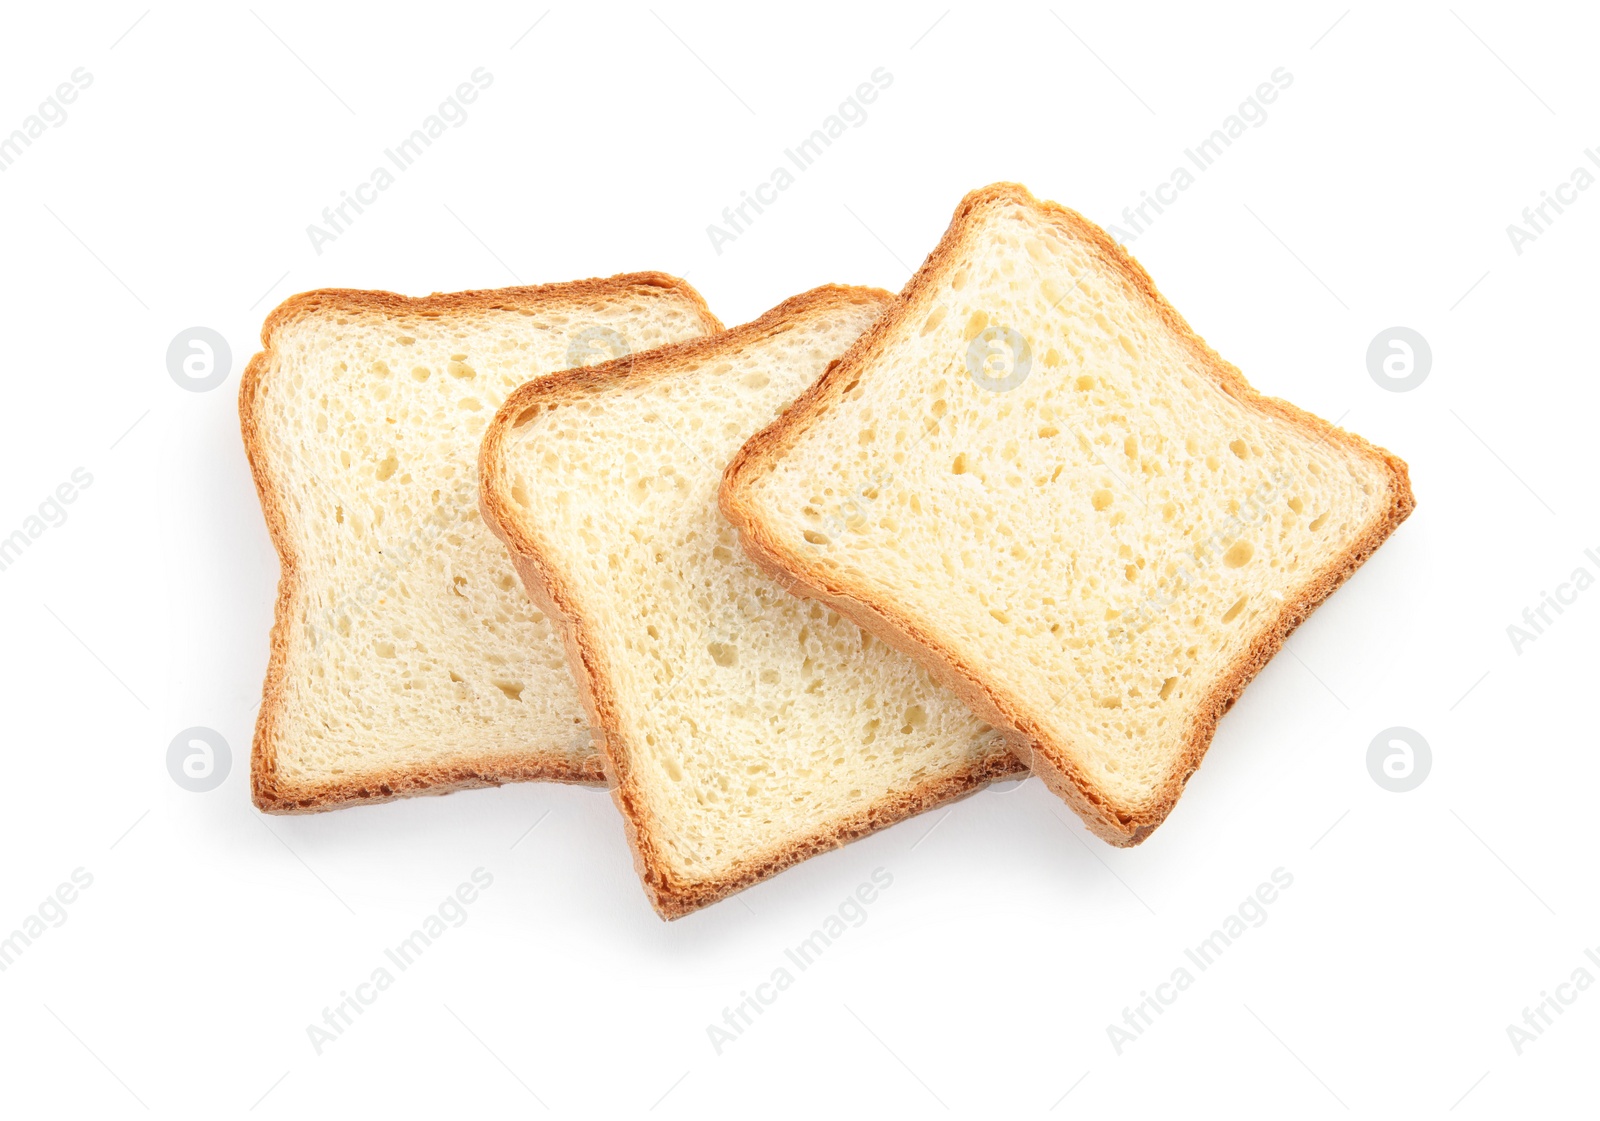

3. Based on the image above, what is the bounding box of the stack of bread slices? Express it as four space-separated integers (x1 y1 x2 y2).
242 183 1413 918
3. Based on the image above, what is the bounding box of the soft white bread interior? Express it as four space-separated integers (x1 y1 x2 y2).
720 185 1413 844
242 275 720 811
480 286 1023 916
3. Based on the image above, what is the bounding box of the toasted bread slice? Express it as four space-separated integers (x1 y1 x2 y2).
720 185 1414 844
479 286 1024 917
242 274 721 812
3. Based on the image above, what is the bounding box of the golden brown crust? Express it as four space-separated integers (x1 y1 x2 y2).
719 184 1415 846
479 284 1026 918
241 273 722 814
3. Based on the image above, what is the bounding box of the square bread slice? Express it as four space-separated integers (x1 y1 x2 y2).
479 286 1024 917
241 274 721 812
720 185 1415 845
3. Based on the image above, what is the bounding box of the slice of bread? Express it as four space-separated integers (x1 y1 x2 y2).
241 274 721 812
720 184 1414 845
479 286 1024 917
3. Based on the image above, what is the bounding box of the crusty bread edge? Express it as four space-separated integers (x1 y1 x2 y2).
479 284 1027 918
719 183 1416 847
240 273 724 814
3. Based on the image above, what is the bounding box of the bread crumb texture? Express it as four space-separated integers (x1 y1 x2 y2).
250 286 714 798
737 190 1406 821
496 290 1013 891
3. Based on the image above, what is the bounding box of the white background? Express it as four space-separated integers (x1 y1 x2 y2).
0 2 1594 1116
